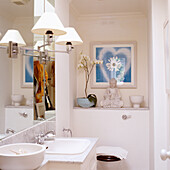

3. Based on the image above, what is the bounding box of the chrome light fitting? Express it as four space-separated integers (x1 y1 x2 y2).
0 29 26 58
8 41 19 58
0 12 83 62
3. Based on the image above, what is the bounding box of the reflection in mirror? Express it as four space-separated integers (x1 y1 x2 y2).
33 0 56 120
0 0 34 140
34 59 55 120
0 0 56 140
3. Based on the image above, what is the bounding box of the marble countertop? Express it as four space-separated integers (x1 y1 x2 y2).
0 134 8 140
37 138 98 169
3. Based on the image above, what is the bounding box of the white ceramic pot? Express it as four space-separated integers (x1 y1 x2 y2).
11 94 24 106
129 95 144 108
26 97 33 106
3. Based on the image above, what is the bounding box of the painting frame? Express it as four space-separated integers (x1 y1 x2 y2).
163 19 170 94
21 50 33 88
90 41 137 89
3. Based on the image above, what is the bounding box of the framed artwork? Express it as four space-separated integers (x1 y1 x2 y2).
21 50 33 88
90 41 137 88
164 20 170 94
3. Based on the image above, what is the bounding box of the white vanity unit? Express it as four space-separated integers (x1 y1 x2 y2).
38 138 98 170
5 106 33 133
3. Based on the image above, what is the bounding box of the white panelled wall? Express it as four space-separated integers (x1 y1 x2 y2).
72 108 149 170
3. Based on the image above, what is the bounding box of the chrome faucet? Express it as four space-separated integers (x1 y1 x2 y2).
63 128 72 137
35 130 55 144
6 128 16 134
44 130 55 138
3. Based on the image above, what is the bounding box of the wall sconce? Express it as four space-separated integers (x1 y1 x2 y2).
32 12 66 36
56 27 83 53
0 12 83 62
31 12 66 49
0 29 26 58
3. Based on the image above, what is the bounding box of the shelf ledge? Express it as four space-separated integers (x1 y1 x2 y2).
73 106 149 111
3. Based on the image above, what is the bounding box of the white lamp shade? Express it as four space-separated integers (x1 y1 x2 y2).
0 29 26 46
55 27 83 46
32 12 66 36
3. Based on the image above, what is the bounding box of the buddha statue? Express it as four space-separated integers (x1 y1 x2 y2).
100 78 123 108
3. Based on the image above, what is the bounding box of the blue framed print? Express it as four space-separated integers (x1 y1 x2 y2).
22 50 33 88
90 41 137 88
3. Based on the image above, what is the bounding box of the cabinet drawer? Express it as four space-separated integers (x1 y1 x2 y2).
5 108 33 132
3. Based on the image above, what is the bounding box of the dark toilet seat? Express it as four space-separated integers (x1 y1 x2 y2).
97 155 121 162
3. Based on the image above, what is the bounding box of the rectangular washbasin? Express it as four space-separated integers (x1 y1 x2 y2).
45 138 90 155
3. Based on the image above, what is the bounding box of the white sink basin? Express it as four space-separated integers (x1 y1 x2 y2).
0 143 46 170
45 138 90 155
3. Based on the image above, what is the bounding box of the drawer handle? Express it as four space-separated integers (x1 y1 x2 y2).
19 112 28 118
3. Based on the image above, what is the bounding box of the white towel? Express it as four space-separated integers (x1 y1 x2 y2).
96 146 128 160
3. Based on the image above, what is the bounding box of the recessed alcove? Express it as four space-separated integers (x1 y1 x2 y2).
69 1 149 108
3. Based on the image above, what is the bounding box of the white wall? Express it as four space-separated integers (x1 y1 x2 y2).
0 16 12 133
69 8 150 170
0 14 33 133
72 109 149 170
148 0 154 169
12 17 34 103
69 11 79 128
75 14 148 107
11 0 55 103
149 0 169 169
55 0 70 136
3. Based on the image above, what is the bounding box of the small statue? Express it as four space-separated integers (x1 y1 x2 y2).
100 78 123 108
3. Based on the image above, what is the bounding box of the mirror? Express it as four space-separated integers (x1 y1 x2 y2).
0 0 56 140
34 59 55 120
33 0 55 121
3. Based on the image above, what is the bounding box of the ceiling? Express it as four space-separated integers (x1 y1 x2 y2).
70 0 148 16
0 0 33 19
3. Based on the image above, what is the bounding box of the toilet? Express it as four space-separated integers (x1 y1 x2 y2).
96 146 128 170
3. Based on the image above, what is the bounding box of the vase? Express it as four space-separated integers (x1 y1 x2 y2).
77 94 97 108
77 98 95 108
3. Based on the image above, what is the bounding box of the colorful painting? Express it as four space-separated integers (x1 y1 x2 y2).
22 50 33 88
91 42 137 88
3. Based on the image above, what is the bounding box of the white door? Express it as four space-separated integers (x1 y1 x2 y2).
151 0 170 169
160 0 170 169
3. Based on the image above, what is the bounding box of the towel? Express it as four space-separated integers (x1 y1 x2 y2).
96 146 128 160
